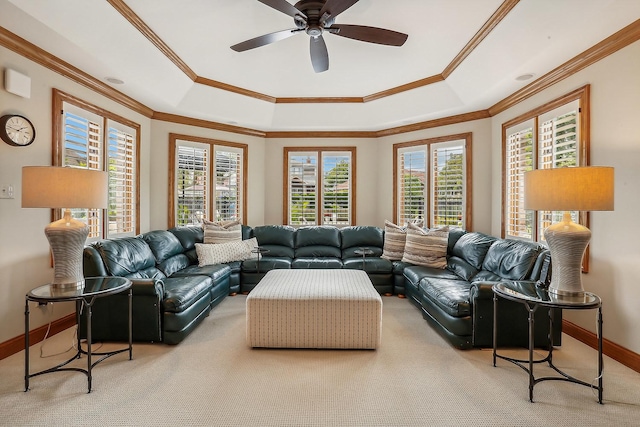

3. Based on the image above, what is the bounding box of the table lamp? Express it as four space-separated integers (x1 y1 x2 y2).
524 166 614 296
22 166 108 289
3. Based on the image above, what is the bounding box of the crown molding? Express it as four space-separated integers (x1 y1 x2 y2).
0 26 153 118
489 18 640 116
152 112 266 138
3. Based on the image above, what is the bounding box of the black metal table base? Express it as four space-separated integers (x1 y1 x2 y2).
492 290 603 404
25 285 132 393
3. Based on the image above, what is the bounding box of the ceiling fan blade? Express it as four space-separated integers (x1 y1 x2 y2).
258 0 306 18
331 24 408 46
310 36 329 73
320 0 359 19
231 29 298 52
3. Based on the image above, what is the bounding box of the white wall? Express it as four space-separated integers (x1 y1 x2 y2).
490 40 640 354
0 45 152 343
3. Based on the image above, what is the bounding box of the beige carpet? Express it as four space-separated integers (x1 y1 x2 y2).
1 295 639 426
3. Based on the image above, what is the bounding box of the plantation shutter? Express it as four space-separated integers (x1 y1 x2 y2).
214 147 242 222
505 122 535 240
107 121 136 237
431 141 465 228
176 142 209 226
321 152 351 226
62 105 103 240
537 103 579 241
398 148 426 226
288 153 318 226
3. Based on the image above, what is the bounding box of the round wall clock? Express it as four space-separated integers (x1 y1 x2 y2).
0 114 36 147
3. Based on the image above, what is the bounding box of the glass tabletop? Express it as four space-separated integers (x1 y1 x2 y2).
493 281 601 309
27 277 131 302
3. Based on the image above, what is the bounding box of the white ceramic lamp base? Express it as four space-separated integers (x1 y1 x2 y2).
544 211 591 296
44 210 88 289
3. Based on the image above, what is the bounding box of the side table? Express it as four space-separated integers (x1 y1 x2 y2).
25 276 132 393
251 246 270 273
354 247 374 271
492 281 602 403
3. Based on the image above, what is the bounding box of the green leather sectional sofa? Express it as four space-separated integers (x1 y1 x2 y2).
82 224 560 348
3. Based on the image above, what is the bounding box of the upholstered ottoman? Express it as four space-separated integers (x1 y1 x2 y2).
246 269 382 349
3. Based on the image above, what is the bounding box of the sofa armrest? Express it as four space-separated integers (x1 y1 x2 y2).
469 281 498 301
130 278 164 298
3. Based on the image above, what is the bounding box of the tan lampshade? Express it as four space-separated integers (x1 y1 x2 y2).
22 166 108 209
524 166 614 212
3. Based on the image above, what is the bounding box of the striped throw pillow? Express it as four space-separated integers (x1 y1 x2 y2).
381 220 407 261
202 219 242 244
401 223 449 269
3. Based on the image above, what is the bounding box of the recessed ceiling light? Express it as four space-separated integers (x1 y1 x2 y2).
105 77 124 84
515 73 534 81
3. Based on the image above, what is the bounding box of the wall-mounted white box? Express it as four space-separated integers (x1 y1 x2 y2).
4 68 31 99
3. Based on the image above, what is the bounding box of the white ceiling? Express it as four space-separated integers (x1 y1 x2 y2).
2 0 640 132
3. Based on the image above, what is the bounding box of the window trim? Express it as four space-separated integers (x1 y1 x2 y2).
283 146 357 227
392 133 472 230
52 88 141 237
501 84 591 269
168 133 248 228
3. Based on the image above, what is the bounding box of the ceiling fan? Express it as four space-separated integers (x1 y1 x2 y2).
230 0 408 73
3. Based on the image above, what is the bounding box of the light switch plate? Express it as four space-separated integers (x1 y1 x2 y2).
0 185 14 199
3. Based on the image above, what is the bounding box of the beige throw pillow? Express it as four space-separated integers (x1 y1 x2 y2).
195 237 258 266
401 223 449 269
381 220 407 261
202 219 242 244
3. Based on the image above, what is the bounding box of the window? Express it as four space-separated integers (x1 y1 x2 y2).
502 86 589 244
284 147 356 226
53 90 140 240
169 134 247 227
394 134 471 229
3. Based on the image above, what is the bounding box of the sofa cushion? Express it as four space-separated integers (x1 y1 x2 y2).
94 237 164 278
403 265 459 285
168 226 203 251
291 258 343 269
402 224 449 269
202 219 242 244
380 220 407 261
141 230 185 263
253 225 296 258
479 239 542 281
162 276 212 313
446 256 478 281
343 257 393 273
450 232 497 270
171 263 231 282
195 237 258 266
157 254 191 277
341 226 384 258
420 278 472 317
242 257 292 272
295 226 342 258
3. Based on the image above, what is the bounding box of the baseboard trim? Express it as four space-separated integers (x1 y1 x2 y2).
0 313 76 361
563 319 640 373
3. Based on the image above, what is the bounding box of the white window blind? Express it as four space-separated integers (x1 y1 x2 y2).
215 147 242 222
431 141 465 228
398 149 426 226
62 107 103 240
176 142 209 226
107 121 136 237
288 153 318 226
505 124 534 239
537 107 579 241
322 152 351 226
503 98 582 243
